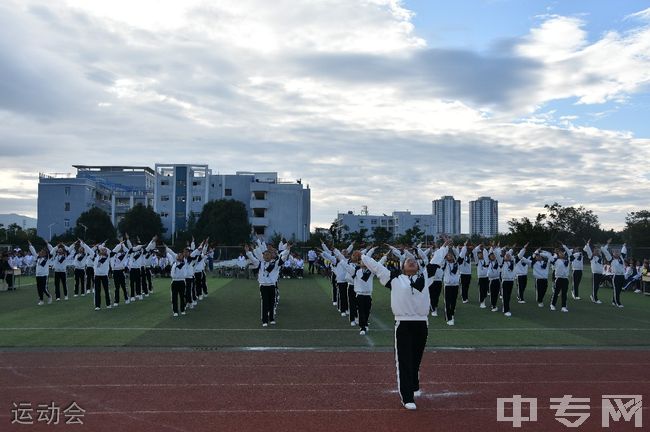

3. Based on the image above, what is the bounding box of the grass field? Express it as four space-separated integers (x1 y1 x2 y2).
0 270 649 349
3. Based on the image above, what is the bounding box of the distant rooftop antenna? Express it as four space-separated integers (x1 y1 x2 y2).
361 205 368 216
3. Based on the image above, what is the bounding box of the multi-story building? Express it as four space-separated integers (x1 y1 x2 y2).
37 165 155 240
469 196 499 237
433 195 461 235
335 210 437 242
154 164 211 235
154 166 311 242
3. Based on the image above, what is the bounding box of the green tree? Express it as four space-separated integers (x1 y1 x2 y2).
623 210 650 249
74 207 116 244
117 204 164 242
371 226 392 245
194 199 251 245
395 226 424 245
347 228 368 244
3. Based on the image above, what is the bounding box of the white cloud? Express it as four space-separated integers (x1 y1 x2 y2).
1 1 650 233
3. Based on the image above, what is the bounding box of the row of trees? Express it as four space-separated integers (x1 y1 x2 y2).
6 201 650 255
323 203 650 251
36 199 252 250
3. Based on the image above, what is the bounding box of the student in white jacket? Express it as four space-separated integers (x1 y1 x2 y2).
246 243 291 327
47 242 72 301
80 240 111 310
28 241 53 305
602 242 625 308
165 246 188 316
361 251 430 411
584 240 605 304
437 242 467 325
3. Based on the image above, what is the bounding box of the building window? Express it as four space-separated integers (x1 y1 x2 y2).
253 208 265 218
63 219 70 228
160 180 170 186
177 196 186 203
254 226 265 235
64 186 70 196
371 219 377 225
192 196 202 202
225 189 232 196
160 212 169 218
192 180 201 186
64 202 70 211
160 195 170 202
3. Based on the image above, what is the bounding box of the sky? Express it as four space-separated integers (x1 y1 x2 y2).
1 0 650 233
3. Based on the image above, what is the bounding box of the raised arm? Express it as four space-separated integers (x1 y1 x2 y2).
361 253 391 286
601 240 612 261
583 241 593 259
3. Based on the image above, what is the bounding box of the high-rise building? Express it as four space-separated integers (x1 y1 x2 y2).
432 195 461 235
469 196 498 237
37 165 155 240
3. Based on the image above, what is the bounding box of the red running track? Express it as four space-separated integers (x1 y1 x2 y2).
0 350 648 431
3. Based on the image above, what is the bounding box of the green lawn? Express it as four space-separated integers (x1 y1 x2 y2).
0 270 649 349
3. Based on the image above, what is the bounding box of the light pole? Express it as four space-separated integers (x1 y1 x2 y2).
78 223 88 240
48 223 56 242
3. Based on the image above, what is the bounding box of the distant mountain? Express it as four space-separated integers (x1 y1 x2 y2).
0 214 37 230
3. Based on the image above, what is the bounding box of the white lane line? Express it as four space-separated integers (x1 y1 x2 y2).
1 327 649 332
1 362 647 369
4 380 648 389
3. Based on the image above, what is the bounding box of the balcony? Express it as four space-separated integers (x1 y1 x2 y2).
250 217 269 226
250 182 270 192
250 199 269 209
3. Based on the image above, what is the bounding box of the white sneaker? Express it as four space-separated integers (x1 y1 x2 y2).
64 296 68 300
596 300 602 304
491 307 498 312
125 299 130 304
37 301 44 306
341 312 347 317
74 294 78 298
504 312 512 317
538 303 544 307
94 307 100 311
550 305 556 311
634 289 642 293
189 303 195 309
262 323 268 327
145 293 149 297
431 310 438 317
404 402 417 410
173 313 178 317
574 296 581 300
107 305 112 309
113 303 118 307
47 297 52 304
561 307 569 312
138 295 143 300
617 304 624 308
332 302 337 306
130 297 135 302
81 293 86 296
462 299 469 304
359 330 366 335
479 302 486 309
517 300 526 304
350 321 357 327
447 319 455 326
270 321 276 325
414 390 422 397
56 298 60 302
199 295 203 300
181 311 186 315
192 301 197 306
